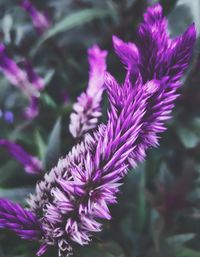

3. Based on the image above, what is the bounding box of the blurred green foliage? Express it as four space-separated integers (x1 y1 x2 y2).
0 0 200 257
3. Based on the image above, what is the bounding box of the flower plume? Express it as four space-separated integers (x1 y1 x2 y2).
0 140 42 175
21 0 50 34
69 45 107 138
0 44 39 98
0 198 41 240
0 44 45 119
0 3 196 257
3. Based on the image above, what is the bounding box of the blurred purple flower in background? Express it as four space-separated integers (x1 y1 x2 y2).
0 44 45 119
4 110 14 123
69 45 107 138
0 139 42 175
21 0 50 34
0 44 38 98
0 109 14 123
0 3 197 257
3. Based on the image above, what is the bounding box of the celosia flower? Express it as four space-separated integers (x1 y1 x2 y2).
21 0 50 34
0 44 45 119
0 4 196 257
3 110 14 123
0 44 39 98
69 45 107 138
0 198 41 240
0 139 42 174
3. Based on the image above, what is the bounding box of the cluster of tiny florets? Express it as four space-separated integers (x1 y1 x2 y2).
0 3 196 257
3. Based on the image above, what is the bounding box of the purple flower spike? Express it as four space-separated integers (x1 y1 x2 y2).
26 4 196 256
0 198 42 241
21 0 50 34
0 4 196 257
0 44 39 98
0 44 45 119
69 45 107 138
112 35 140 74
112 5 196 167
0 139 42 175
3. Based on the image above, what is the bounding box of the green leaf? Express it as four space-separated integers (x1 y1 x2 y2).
167 234 195 247
43 69 55 86
175 247 200 257
176 125 199 149
168 2 194 37
41 93 57 108
45 118 61 170
190 117 200 135
34 130 46 166
44 8 110 40
2 14 13 44
177 0 200 35
32 8 112 54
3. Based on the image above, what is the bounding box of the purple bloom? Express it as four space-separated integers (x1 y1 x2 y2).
0 4 196 257
21 0 50 34
0 139 42 175
0 44 45 119
0 44 39 98
112 4 196 167
26 4 196 256
0 109 14 124
4 111 14 123
69 45 107 138
0 198 41 241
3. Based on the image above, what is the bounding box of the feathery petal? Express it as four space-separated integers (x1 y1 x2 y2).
69 45 107 138
0 139 42 174
0 198 42 240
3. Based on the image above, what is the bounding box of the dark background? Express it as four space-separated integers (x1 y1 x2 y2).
0 0 200 256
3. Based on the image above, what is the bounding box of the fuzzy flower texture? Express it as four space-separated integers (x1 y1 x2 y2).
69 45 107 138
0 4 196 257
0 44 45 119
